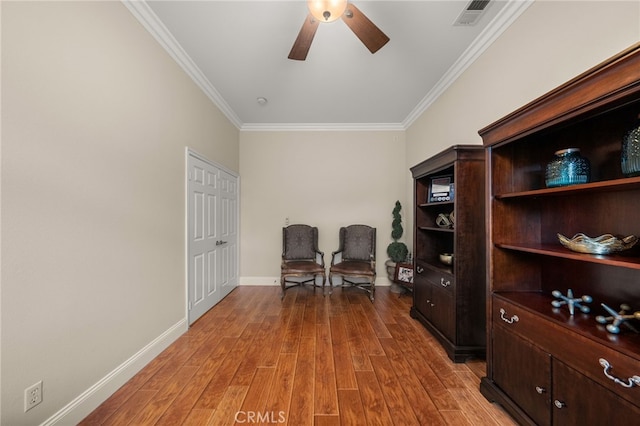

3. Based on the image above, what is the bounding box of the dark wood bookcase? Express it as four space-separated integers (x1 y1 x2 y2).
479 43 640 424
410 145 486 362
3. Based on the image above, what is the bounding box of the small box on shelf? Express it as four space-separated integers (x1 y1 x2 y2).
428 175 454 203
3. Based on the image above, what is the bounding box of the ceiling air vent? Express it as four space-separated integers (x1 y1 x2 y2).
453 0 491 26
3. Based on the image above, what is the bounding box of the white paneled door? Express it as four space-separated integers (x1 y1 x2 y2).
187 151 238 325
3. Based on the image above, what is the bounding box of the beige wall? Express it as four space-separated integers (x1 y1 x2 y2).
1 2 239 424
2 0 640 424
239 130 407 283
405 0 640 250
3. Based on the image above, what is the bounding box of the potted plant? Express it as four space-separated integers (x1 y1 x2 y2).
385 201 409 286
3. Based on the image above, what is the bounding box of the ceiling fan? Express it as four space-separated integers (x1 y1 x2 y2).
288 0 390 61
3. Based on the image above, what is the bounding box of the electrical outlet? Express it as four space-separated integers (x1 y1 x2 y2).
24 381 43 412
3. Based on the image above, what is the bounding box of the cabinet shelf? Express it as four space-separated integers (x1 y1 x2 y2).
496 243 640 270
495 176 640 200
418 226 454 233
418 259 453 275
418 201 455 208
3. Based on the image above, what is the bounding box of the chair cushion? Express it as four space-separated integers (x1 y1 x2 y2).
284 226 316 260
330 260 374 276
343 226 374 261
282 260 325 274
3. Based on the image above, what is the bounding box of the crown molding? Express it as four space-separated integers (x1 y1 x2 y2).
240 122 406 132
402 0 534 129
122 0 243 129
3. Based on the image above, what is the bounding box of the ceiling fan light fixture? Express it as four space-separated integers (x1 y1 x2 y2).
307 0 348 23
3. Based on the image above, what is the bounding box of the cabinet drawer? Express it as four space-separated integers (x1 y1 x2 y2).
562 336 640 410
492 295 640 409
418 265 454 293
553 358 640 423
491 296 538 340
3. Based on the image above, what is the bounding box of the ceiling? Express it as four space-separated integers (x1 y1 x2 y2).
125 1 531 131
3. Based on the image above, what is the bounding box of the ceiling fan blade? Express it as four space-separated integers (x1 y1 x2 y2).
342 3 389 54
288 14 319 61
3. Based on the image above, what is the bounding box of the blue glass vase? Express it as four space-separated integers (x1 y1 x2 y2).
545 148 591 187
621 116 640 177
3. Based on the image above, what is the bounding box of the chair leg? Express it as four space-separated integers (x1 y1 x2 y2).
280 276 286 300
370 276 376 302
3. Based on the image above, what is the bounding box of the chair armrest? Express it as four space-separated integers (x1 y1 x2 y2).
316 250 325 267
331 250 343 266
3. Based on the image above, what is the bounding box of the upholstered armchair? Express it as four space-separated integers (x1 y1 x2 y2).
281 224 326 298
329 224 376 301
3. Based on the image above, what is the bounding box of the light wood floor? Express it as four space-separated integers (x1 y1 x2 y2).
80 285 516 425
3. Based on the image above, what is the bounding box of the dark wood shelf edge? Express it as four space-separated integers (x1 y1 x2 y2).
479 378 537 426
416 259 454 275
496 243 640 269
418 226 455 233
410 307 485 363
418 201 455 208
410 144 484 178
495 176 640 199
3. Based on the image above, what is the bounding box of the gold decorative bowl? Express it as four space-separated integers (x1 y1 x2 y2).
557 233 638 255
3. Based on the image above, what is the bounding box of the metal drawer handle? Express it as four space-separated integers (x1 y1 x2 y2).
499 308 519 324
440 277 451 287
416 266 424 274
554 400 565 409
535 386 546 394
599 358 640 388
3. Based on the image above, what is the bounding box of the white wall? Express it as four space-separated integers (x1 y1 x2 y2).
405 0 640 250
239 130 407 284
1 2 239 424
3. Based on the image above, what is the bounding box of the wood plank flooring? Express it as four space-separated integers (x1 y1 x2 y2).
80 286 516 425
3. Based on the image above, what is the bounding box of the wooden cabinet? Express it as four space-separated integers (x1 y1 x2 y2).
492 295 640 425
413 261 455 341
410 145 486 362
479 43 640 424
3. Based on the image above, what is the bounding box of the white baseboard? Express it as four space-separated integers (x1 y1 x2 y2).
239 276 281 286
42 318 188 426
239 277 392 286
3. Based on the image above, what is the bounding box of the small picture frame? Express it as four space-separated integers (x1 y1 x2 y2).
394 263 414 285
428 175 454 203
